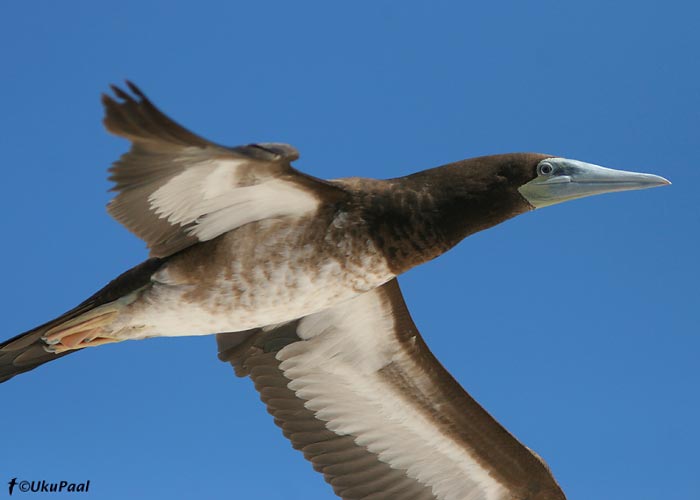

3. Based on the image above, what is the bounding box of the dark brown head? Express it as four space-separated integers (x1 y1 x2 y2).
399 153 551 245
378 153 669 272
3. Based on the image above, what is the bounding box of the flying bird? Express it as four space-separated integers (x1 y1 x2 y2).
0 82 670 500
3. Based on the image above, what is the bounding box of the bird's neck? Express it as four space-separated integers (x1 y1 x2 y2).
354 166 532 274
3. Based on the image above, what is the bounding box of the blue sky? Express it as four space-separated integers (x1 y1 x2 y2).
1 1 698 499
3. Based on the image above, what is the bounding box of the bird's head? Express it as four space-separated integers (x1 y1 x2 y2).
413 153 671 258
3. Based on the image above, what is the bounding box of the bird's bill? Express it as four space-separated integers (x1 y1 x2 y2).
518 158 671 208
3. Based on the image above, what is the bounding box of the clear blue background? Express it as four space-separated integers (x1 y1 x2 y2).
1 1 698 499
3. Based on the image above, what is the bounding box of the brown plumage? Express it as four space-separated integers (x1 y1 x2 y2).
1 82 670 499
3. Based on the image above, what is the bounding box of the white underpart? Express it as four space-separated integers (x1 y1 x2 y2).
107 214 394 340
277 289 509 500
148 158 319 242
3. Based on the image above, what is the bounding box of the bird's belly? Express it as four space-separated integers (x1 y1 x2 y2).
126 269 390 338
109 220 393 339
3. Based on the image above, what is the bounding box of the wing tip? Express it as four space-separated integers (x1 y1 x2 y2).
101 81 142 137
99 80 143 105
101 80 211 148
125 80 145 98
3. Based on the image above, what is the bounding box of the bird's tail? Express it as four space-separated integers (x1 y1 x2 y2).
0 306 95 384
1 258 165 384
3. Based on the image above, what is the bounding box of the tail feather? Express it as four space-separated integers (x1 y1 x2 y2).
1 308 91 383
1 257 166 384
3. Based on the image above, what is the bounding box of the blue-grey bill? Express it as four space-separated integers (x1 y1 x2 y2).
518 158 671 208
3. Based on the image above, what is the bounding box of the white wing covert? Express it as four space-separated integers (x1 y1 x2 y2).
103 83 345 257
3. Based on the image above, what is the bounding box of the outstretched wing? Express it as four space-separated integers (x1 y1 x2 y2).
217 279 566 500
103 82 347 257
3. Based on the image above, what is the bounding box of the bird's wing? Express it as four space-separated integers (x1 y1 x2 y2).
103 82 347 257
217 279 566 500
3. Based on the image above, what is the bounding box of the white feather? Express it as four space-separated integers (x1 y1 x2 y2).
276 289 510 500
148 159 319 242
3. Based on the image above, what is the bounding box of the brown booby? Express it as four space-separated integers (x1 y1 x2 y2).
0 83 669 500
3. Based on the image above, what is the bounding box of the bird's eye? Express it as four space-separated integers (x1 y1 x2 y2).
538 163 554 176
